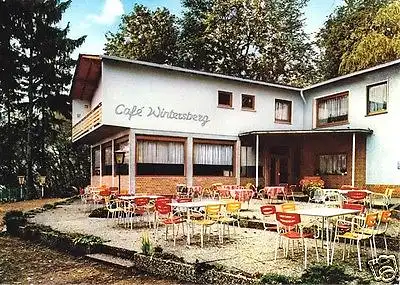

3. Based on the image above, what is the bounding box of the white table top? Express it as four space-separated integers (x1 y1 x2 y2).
322 189 373 194
168 200 225 208
119 195 163 200
290 207 361 218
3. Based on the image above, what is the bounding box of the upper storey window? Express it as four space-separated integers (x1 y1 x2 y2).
316 92 348 127
275 99 292 123
242 94 255 110
218 91 233 108
367 82 387 115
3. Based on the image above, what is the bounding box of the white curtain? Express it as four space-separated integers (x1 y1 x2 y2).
240 146 256 166
318 94 348 123
368 83 387 112
104 146 112 165
194 143 233 165
94 148 100 168
137 140 184 164
117 140 129 165
275 100 290 121
319 154 346 174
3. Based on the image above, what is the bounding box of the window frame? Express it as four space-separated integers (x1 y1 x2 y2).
92 146 100 176
114 136 129 176
241 94 255 111
366 81 388 116
316 91 349 128
218 90 233 108
101 142 112 176
317 153 347 175
136 136 186 176
274 99 292 124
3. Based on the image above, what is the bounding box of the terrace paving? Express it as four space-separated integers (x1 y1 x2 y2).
30 199 400 281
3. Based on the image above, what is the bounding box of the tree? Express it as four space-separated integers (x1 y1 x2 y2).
317 0 391 79
339 1 400 74
0 0 88 198
104 4 179 64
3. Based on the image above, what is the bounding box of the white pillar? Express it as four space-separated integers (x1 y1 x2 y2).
99 144 102 186
186 137 193 186
352 133 356 187
235 139 241 185
90 145 93 186
255 134 259 187
111 140 115 187
129 129 136 194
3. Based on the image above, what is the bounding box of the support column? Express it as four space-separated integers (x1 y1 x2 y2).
111 140 115 187
235 139 241 185
186 137 193 187
90 145 93 186
352 133 356 187
129 129 136 194
256 134 259 187
99 144 102 186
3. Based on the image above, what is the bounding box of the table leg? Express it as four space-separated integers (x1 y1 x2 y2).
325 217 330 265
186 209 191 245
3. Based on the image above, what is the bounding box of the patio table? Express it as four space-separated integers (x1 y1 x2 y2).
168 200 225 245
289 207 361 265
264 186 286 203
118 195 163 200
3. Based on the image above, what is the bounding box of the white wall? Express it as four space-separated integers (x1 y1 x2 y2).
101 60 304 137
303 65 400 185
72 99 90 125
91 76 103 108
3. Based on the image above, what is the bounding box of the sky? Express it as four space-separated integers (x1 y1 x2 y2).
61 0 345 59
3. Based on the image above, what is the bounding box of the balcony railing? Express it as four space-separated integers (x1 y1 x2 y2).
72 103 102 142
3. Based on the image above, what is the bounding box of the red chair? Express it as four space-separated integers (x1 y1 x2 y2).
274 212 319 269
218 188 231 199
345 191 368 205
335 203 366 233
177 197 192 203
340 185 359 190
155 197 171 207
154 203 184 246
131 197 153 228
260 205 277 231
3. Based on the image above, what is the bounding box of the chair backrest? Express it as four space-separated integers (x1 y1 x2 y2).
364 212 378 228
155 203 172 215
342 202 365 212
177 197 192 203
187 186 202 197
99 189 111 196
236 190 253 202
219 188 231 198
135 197 150 206
384 188 394 198
205 204 221 216
346 190 367 200
276 212 301 227
260 205 276 216
340 185 359 190
226 202 241 214
155 197 171 208
379 210 391 223
281 202 296 212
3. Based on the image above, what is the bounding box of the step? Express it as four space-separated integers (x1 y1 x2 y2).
85 253 135 268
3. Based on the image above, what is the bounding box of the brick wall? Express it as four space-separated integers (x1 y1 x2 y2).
90 175 129 193
366 184 400 197
300 133 367 188
136 176 186 195
239 177 265 188
193 176 237 188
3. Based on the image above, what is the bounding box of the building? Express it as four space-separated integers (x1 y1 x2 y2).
70 54 400 195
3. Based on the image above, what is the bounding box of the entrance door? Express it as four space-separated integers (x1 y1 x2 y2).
270 155 289 185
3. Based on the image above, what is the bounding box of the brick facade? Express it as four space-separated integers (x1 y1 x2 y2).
136 176 186 195
193 176 237 188
366 184 400 197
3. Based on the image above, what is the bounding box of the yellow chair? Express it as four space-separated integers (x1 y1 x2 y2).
369 188 394 209
281 202 296 212
218 202 241 243
191 204 221 247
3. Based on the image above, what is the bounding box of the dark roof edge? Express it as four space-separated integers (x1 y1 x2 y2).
239 128 373 136
100 55 301 92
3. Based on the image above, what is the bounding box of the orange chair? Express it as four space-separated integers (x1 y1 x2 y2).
260 205 277 231
274 212 319 269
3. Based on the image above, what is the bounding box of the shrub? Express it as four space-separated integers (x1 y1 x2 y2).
259 273 296 284
42 203 55 210
88 207 108 218
300 264 351 284
4 210 27 234
72 234 104 247
141 231 153 255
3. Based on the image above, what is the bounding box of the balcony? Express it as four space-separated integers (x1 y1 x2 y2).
72 103 102 142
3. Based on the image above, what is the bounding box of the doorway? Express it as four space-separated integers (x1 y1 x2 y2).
270 155 289 185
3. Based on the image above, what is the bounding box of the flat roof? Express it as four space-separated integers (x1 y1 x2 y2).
101 55 301 91
239 128 373 136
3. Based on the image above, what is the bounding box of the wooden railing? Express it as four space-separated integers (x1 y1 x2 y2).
72 103 102 142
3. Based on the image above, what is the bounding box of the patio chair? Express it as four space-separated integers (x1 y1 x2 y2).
274 212 319 269
308 188 326 203
324 190 345 208
133 197 154 228
281 201 296 212
331 212 379 270
260 205 277 231
154 202 184 246
368 188 394 209
104 196 123 222
345 190 368 206
187 186 203 199
218 201 241 243
191 204 221 247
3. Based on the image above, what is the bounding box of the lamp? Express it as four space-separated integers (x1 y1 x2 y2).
114 150 126 194
39 175 46 198
18 175 25 200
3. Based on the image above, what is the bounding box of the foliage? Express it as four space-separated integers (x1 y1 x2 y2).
141 231 153 255
300 264 352 284
259 272 296 284
317 0 391 79
104 4 179 64
302 180 324 197
4 210 27 234
72 235 104 247
88 207 109 218
0 0 89 198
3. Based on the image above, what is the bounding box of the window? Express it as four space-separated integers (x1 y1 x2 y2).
242 94 255 110
193 142 233 176
240 146 262 177
317 92 348 127
275 99 292 123
367 82 387 115
102 143 112 175
318 154 347 175
92 146 100 176
218 91 232 107
115 137 129 175
137 139 184 175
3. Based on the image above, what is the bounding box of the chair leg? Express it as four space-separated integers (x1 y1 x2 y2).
274 236 281 261
357 240 362 271
304 240 308 269
200 226 204 248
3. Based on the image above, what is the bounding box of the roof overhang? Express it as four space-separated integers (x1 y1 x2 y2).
73 125 128 144
239 128 373 137
70 54 102 101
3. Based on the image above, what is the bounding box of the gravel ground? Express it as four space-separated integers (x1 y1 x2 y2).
31 199 399 280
